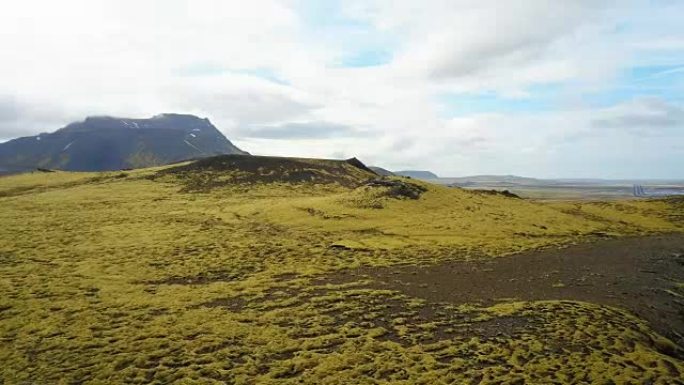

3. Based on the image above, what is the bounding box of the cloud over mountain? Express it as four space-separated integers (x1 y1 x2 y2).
0 0 683 178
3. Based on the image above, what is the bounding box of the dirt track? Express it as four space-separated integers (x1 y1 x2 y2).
337 234 684 347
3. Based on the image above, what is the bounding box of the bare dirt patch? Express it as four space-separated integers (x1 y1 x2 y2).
328 234 684 347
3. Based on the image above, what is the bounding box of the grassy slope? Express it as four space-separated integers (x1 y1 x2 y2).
259 182 678 254
1 168 683 384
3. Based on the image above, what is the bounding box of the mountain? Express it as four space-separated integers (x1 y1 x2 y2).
395 170 439 179
369 166 395 176
0 113 247 172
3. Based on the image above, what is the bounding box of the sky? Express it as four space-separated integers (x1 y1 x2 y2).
0 0 683 179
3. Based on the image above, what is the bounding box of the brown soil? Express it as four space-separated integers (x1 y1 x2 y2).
331 234 684 347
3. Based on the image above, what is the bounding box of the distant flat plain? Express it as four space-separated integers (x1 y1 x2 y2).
429 176 684 200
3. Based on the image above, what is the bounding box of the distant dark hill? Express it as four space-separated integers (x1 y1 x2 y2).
395 170 439 179
156 154 377 191
369 166 395 176
0 113 247 172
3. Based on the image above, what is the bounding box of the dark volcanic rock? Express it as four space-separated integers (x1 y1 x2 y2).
472 189 521 199
365 179 427 199
344 157 376 174
0 113 247 172
156 154 377 191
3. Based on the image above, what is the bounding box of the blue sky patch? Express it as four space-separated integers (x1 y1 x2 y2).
439 63 684 117
298 0 397 68
439 85 560 117
338 50 392 68
581 64 684 108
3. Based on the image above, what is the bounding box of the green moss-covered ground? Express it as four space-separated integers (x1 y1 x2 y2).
1 166 683 384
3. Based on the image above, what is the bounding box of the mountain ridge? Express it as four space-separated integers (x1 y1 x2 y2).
394 170 439 179
0 114 247 172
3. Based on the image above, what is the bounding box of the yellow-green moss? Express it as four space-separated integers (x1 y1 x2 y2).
0 168 682 384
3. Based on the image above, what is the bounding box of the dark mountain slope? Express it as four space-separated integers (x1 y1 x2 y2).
369 166 395 176
395 170 439 179
0 113 247 172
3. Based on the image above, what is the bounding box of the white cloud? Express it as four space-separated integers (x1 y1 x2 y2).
0 0 683 177
592 97 684 135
